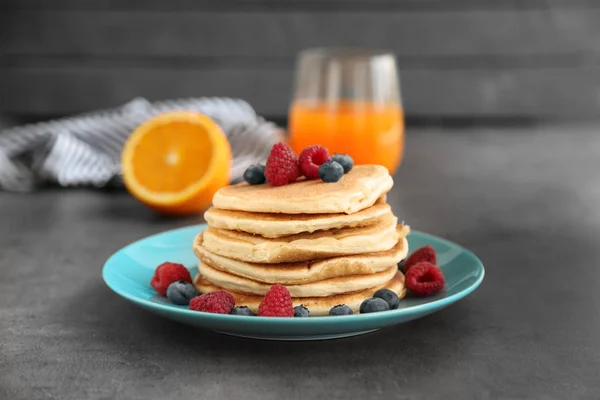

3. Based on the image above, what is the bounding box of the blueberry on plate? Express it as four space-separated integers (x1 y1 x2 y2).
230 306 255 316
318 161 344 183
294 305 310 317
397 259 406 271
243 164 266 185
329 304 353 316
166 280 198 305
359 297 390 314
331 154 354 173
373 289 400 310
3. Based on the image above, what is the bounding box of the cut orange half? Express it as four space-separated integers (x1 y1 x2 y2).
121 112 232 215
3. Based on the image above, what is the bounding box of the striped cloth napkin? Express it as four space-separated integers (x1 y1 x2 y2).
0 97 283 192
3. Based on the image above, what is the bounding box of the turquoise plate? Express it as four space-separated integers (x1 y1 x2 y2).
102 224 484 341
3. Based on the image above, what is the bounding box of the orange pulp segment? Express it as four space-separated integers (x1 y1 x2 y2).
121 112 231 214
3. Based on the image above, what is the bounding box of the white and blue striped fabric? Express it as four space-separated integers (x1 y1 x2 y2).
0 97 283 192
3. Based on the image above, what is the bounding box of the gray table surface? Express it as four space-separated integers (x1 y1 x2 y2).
2 125 599 400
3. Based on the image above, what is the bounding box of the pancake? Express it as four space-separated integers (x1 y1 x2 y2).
193 271 406 316
212 165 393 215
194 234 408 284
199 261 398 297
199 217 409 263
204 197 391 238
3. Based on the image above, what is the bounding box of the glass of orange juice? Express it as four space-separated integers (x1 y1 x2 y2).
289 48 404 174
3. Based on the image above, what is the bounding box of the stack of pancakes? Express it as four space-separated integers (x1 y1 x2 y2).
193 165 410 315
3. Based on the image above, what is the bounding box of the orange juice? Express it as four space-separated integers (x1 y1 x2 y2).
288 101 404 174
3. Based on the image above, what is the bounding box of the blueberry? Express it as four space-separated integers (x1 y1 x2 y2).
166 280 197 305
329 304 353 316
230 306 255 316
332 154 354 173
398 259 405 271
294 305 310 317
318 161 344 183
373 289 400 310
359 297 390 314
243 164 266 185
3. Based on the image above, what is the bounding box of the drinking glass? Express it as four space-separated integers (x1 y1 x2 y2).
289 48 404 174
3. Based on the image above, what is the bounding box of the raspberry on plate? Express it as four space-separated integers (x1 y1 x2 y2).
403 245 437 274
150 262 192 296
189 290 235 314
405 262 445 296
299 145 331 179
258 284 294 317
264 142 301 186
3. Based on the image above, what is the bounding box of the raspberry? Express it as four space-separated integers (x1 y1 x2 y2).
403 245 437 274
258 284 294 317
151 262 192 296
265 142 301 186
405 262 445 296
189 290 235 314
299 145 331 179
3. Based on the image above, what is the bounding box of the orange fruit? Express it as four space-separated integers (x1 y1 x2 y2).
121 111 231 215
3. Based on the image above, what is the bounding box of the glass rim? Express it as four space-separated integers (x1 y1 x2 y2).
298 47 396 60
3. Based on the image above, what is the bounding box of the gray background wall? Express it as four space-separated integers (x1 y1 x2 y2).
1 0 599 121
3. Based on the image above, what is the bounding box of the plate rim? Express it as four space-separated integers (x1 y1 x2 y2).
102 224 485 325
